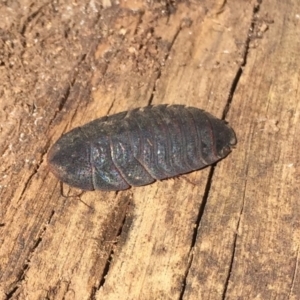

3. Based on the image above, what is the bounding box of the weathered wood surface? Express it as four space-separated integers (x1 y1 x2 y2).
1 0 300 299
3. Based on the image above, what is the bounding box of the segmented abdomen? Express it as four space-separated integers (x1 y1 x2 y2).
48 105 236 191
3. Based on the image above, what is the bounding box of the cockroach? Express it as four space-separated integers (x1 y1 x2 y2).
48 105 236 191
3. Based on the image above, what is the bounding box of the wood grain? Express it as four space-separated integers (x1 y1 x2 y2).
1 0 299 299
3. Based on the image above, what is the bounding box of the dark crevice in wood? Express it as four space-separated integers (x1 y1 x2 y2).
57 79 75 113
288 246 299 298
191 165 215 248
106 95 118 116
48 77 74 127
96 252 113 292
5 263 29 299
133 10 145 36
48 53 87 129
221 1 262 296
147 25 182 106
18 168 39 202
179 164 216 299
180 2 262 297
222 2 261 120
178 249 194 300
94 199 131 294
222 191 245 299
18 139 51 202
222 67 242 120
58 53 86 112
19 2 50 38
5 286 19 300
44 279 72 300
4 210 55 299
222 152 249 298
165 1 177 24
47 210 55 224
90 286 98 300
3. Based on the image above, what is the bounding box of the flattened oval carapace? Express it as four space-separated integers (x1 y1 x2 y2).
48 105 236 191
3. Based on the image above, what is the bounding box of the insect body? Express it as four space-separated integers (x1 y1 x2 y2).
48 105 236 191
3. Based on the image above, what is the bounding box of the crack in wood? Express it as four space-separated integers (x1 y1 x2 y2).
17 139 51 202
221 185 246 299
147 25 182 106
4 263 29 299
4 210 56 299
222 1 261 120
221 140 250 298
219 2 264 293
44 279 72 300
93 197 132 294
133 10 145 36
179 248 194 300
48 52 88 130
5 285 19 300
177 1 263 298
17 168 39 203
288 246 299 299
105 95 118 117
178 165 215 298
19 2 50 37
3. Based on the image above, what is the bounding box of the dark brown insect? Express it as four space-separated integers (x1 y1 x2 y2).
48 105 236 191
